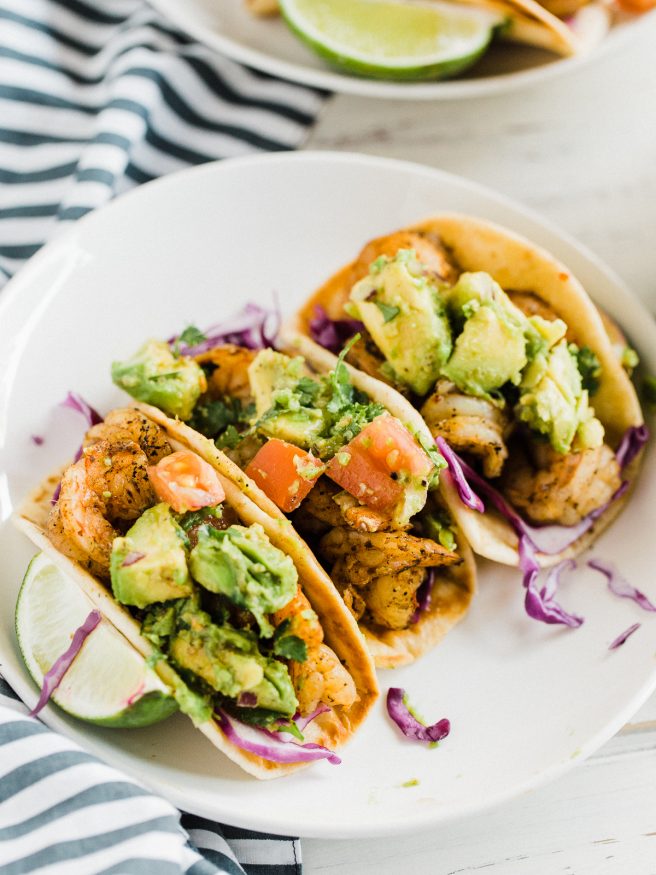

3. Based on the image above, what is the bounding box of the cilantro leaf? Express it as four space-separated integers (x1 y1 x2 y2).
375 301 401 323
273 634 308 662
572 345 602 395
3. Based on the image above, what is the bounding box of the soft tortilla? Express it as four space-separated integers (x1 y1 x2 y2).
289 213 645 569
14 429 378 779
137 398 477 670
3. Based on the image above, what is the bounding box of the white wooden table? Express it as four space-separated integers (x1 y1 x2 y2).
303 18 656 875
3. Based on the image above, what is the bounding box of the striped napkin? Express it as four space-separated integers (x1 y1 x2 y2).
0 0 328 870
0 0 326 285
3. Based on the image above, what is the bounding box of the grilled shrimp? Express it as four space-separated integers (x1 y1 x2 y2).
291 643 357 714
195 344 256 401
421 379 512 478
50 458 117 577
83 439 155 522
84 408 170 464
271 585 323 651
353 230 459 285
507 291 561 325
363 568 427 630
297 480 391 536
320 527 459 630
503 441 621 526
320 527 460 585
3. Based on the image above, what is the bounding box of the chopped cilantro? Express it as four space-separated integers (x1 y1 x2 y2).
172 325 207 354
401 779 419 788
295 376 321 406
273 634 308 662
215 425 242 450
177 505 222 532
272 619 308 662
189 398 254 440
571 344 602 395
273 719 304 741
375 301 401 323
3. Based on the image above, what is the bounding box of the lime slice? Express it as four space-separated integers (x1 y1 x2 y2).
279 0 503 81
16 553 177 728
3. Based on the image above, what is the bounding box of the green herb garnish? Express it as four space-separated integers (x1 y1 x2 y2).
375 301 401 324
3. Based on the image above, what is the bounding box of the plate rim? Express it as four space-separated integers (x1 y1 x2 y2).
1 150 655 839
149 0 656 101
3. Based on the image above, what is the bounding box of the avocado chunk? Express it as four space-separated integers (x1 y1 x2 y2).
516 339 604 453
348 249 452 396
111 339 206 421
189 523 298 638
442 305 527 400
170 601 297 715
248 349 324 447
111 504 192 609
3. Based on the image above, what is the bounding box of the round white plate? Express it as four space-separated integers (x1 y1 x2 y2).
150 0 654 100
0 152 654 839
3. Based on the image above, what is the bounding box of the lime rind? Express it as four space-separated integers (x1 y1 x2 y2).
280 0 503 81
16 553 177 728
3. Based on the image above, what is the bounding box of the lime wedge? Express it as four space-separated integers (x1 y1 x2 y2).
16 553 177 728
279 0 503 81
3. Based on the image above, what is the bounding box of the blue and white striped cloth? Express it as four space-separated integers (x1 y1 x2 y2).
0 0 327 870
0 679 302 874
0 0 326 285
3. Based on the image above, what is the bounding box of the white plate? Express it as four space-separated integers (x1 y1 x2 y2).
0 152 654 839
150 0 654 100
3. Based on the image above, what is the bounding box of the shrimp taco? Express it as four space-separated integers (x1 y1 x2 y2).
289 214 647 574
109 326 476 669
15 407 378 778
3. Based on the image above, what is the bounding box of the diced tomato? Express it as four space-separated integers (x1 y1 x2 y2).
352 414 434 478
325 414 433 513
148 450 225 513
245 439 325 513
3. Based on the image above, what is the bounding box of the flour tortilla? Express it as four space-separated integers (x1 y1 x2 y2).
289 213 645 569
136 403 476 670
14 426 378 779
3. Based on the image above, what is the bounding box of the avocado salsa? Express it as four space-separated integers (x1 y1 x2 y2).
111 331 464 635
110 500 304 727
346 252 605 457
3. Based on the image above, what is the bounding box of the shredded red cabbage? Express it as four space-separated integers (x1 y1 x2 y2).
29 610 101 719
61 391 103 427
172 303 280 355
294 704 330 732
386 688 450 745
437 438 484 513
308 305 364 353
441 442 629 556
31 435 44 446
588 559 656 612
411 569 435 624
609 622 641 650
523 552 583 628
216 710 341 765
51 392 104 505
121 551 145 567
615 424 649 470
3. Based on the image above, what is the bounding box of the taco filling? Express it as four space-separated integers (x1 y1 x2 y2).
45 408 357 735
111 338 471 644
308 232 632 530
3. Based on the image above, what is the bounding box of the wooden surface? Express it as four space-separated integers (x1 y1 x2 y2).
303 18 656 875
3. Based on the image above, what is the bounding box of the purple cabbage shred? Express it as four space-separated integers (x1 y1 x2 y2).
308 305 364 353
216 710 341 765
386 688 450 745
609 622 641 650
588 559 656 612
172 303 281 356
30 610 102 719
411 568 435 624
